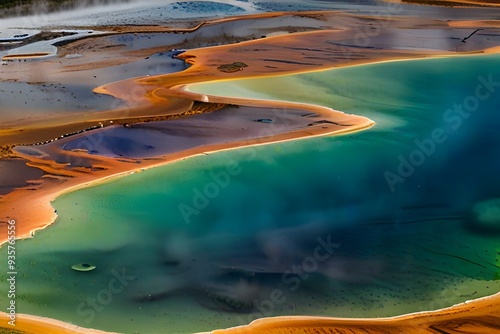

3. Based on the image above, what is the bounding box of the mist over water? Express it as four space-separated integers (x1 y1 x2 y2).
1 55 499 333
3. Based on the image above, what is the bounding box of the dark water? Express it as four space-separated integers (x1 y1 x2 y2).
1 55 499 333
0 50 187 124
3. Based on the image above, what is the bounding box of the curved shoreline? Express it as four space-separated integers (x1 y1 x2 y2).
209 291 500 333
0 86 374 246
7 38 499 247
1 8 500 334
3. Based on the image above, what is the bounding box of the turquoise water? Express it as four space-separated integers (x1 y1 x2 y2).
1 55 500 333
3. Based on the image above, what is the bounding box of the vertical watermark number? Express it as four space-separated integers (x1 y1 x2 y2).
6 219 17 326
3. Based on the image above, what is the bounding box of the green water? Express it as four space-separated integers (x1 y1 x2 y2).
1 55 500 333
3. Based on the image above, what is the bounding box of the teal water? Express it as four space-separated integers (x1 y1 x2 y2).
1 55 500 333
